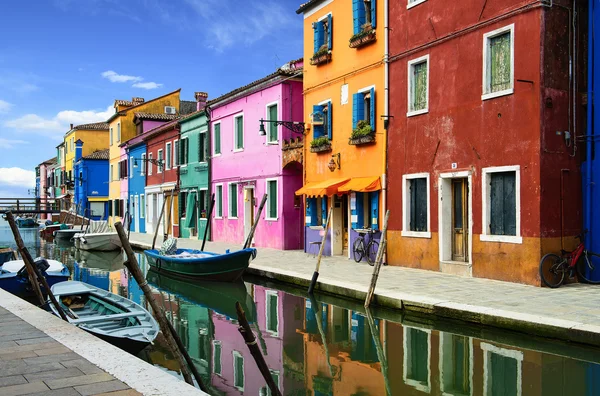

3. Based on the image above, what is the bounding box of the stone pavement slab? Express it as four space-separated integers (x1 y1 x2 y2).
129 231 600 346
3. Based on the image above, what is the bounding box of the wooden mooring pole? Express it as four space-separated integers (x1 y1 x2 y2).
307 293 335 377
152 193 168 250
164 190 175 243
200 193 215 252
365 307 391 396
243 194 268 249
364 210 391 308
235 301 281 396
114 221 198 388
308 204 334 295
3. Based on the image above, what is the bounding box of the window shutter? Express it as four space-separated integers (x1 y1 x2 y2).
370 191 379 231
371 0 377 28
185 139 189 164
316 22 325 52
204 134 209 162
215 125 221 154
352 93 360 130
327 102 333 140
327 15 333 50
356 193 364 229
312 105 324 138
490 172 516 236
503 173 517 236
321 196 328 226
352 0 362 34
313 22 319 53
307 198 317 226
108 200 113 216
490 174 503 235
370 88 376 132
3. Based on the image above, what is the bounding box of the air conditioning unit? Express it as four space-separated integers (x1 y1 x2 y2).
164 106 176 115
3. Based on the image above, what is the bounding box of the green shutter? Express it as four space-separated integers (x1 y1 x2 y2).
268 294 278 332
214 124 221 154
234 355 244 388
236 117 244 149
490 32 511 93
410 178 427 232
268 181 277 219
268 105 278 142
213 343 221 374
409 328 429 383
413 61 428 111
217 186 223 217
490 172 516 236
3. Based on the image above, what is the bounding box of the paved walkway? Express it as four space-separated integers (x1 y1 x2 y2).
131 232 600 346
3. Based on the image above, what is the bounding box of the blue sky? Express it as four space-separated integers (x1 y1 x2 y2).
0 0 303 197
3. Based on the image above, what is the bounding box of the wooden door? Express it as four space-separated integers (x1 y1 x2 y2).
342 195 349 254
244 188 254 241
452 179 468 262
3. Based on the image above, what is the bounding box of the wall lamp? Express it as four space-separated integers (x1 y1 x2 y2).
259 119 306 136
328 153 341 172
133 157 164 167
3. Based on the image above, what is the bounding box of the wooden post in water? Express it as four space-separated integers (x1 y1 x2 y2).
307 293 335 377
243 194 268 249
200 194 215 252
364 210 390 308
365 307 392 396
164 190 175 243
5 212 68 321
152 193 168 250
235 301 281 396
114 221 197 387
308 204 334 295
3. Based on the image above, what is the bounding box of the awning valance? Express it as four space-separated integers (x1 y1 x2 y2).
337 176 381 193
87 197 108 202
295 178 350 197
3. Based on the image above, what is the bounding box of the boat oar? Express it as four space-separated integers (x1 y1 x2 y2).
200 193 215 252
152 193 168 250
308 203 334 295
114 221 200 389
243 194 267 249
365 210 390 308
235 301 281 396
5 211 69 321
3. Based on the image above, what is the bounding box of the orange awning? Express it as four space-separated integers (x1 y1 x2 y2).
337 176 381 193
295 178 350 197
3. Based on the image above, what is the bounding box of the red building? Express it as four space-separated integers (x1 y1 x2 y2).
144 120 180 237
386 0 585 285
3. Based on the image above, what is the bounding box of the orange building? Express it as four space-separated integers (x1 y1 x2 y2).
295 0 387 259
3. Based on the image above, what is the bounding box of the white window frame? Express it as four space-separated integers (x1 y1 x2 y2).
157 149 163 173
265 178 278 221
148 153 153 176
173 139 179 168
117 122 121 143
233 113 244 152
439 333 474 396
213 340 222 375
233 350 244 391
407 54 430 117
407 0 427 9
228 182 238 219
198 188 209 221
403 326 432 393
165 142 172 170
215 184 223 219
265 290 279 336
179 137 188 167
480 165 522 244
402 173 431 238
265 101 279 145
213 121 221 156
140 153 146 176
482 24 515 101
199 129 208 164
140 194 145 218
481 342 523 396
129 156 134 178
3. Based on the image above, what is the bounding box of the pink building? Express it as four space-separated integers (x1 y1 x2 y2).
209 60 304 249
38 157 57 220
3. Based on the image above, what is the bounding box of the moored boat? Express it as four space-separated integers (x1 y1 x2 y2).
54 228 81 243
40 223 70 238
49 281 159 355
73 221 122 252
0 247 16 266
0 258 70 297
16 217 38 228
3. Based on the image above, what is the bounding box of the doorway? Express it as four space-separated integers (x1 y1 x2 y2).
451 179 469 262
331 195 349 256
134 195 139 232
244 187 255 242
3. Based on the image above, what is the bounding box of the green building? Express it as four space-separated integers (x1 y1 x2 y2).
178 94 210 239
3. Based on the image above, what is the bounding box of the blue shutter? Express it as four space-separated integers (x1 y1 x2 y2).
371 0 377 28
327 14 333 50
316 21 324 51
370 87 376 132
352 0 361 34
352 93 361 130
327 102 332 140
312 105 324 138
307 198 318 226
313 22 319 54
321 196 328 226
351 193 358 229
370 191 379 231
356 193 364 229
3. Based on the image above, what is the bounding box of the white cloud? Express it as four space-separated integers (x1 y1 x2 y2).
0 139 28 149
132 82 163 90
0 99 12 113
4 114 62 131
101 70 143 83
0 167 35 188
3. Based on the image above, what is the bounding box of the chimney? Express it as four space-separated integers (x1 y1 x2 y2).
70 123 73 130
195 92 208 111
132 97 145 104
75 139 84 163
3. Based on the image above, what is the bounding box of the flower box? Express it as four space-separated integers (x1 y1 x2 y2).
349 30 376 49
310 143 332 153
349 133 376 146
310 52 332 66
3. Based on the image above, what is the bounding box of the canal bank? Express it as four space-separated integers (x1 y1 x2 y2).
129 232 600 348
0 287 206 396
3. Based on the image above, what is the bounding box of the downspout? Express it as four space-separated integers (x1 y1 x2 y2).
382 0 389 263
206 105 213 242
586 0 593 247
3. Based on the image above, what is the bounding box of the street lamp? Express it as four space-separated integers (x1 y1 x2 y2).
259 119 306 136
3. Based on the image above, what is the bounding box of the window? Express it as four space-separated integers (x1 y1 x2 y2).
234 114 244 151
199 131 208 163
119 159 127 179
312 14 333 55
266 179 278 220
78 171 82 186
266 103 279 143
353 0 376 34
229 183 238 218
140 154 146 176
214 123 221 155
173 140 179 167
213 341 222 375
306 196 330 227
179 138 188 166
312 101 332 140
233 351 244 391
481 166 521 243
140 194 145 218
130 156 134 178
349 192 380 230
408 55 429 116
440 334 472 396
481 343 522 396
90 202 105 218
110 128 113 146
117 123 121 142
265 290 279 336
407 0 427 9
215 184 223 218
352 87 376 134
148 153 153 175
403 327 431 393
157 149 163 173
110 164 114 181
199 189 208 219
166 142 172 170
402 173 430 238
259 370 280 396
483 24 514 100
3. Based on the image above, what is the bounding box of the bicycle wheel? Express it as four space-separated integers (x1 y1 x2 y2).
353 238 364 263
539 253 566 288
366 240 380 266
576 251 600 284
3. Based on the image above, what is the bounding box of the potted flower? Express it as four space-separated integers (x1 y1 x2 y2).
310 136 332 153
349 120 375 145
200 209 207 219
349 23 376 49
310 45 332 66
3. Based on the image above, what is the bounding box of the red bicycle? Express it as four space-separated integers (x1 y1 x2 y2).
539 231 600 288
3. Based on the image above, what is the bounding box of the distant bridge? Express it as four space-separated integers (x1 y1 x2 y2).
0 197 68 215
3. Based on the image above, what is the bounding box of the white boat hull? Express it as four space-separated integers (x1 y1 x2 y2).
74 233 122 252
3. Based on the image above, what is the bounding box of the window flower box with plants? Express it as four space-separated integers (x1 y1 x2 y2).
310 136 332 153
349 24 376 49
349 120 375 145
310 46 332 66
200 209 207 219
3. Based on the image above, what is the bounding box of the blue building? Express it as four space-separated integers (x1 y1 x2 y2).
125 141 147 233
73 140 109 220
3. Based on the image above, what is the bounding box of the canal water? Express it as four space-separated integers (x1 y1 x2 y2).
2 220 600 395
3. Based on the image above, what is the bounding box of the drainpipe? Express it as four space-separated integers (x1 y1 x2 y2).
382 0 389 263
586 0 593 247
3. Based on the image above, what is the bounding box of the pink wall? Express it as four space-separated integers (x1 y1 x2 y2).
211 78 304 249
120 146 128 204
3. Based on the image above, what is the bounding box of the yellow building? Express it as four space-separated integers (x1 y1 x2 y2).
107 90 181 225
295 0 387 258
63 122 110 190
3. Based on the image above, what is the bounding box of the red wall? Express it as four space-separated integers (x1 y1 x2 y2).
146 127 180 187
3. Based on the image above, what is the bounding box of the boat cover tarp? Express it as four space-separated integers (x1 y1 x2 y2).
2 259 64 273
87 220 110 234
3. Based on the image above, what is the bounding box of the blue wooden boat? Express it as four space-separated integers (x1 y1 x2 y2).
144 247 257 282
0 247 16 266
16 217 38 228
0 258 70 297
